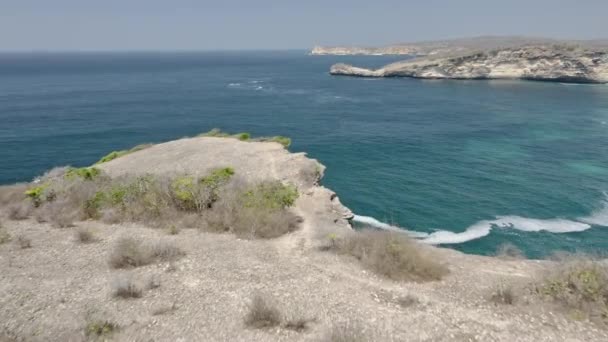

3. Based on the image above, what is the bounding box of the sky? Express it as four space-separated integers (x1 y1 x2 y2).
1 0 607 51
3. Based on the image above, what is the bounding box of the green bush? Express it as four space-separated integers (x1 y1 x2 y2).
268 136 291 148
200 167 235 187
24 183 49 206
95 144 153 164
235 132 251 141
244 181 298 209
65 167 101 181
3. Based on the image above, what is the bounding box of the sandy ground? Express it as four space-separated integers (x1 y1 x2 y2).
1 137 607 341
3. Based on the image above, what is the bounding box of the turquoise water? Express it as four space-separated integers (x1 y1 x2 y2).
1 51 608 258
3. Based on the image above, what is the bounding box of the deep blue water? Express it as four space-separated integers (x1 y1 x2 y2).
1 51 608 258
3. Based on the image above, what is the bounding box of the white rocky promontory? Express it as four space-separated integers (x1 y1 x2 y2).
329 45 608 83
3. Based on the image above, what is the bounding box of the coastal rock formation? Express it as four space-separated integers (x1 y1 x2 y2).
312 36 608 56
330 45 608 83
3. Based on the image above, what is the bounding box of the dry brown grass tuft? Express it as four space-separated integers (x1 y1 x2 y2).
244 294 282 329
535 258 608 324
321 321 370 342
109 237 184 269
0 221 10 245
109 237 153 269
75 227 95 243
490 284 516 305
15 235 32 249
330 230 449 282
111 275 143 299
6 202 33 221
397 294 420 308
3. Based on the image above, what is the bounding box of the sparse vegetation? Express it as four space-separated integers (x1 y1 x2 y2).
327 230 449 282
95 144 153 164
65 167 101 181
397 294 419 308
0 222 10 244
85 320 118 338
109 237 184 269
109 237 153 269
321 321 370 342
198 128 291 148
15 235 32 249
534 258 608 324
112 275 143 299
167 225 180 235
244 294 281 329
490 284 516 305
75 227 95 243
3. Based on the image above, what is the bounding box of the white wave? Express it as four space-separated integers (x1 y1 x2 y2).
352 215 429 238
227 83 241 87
421 216 590 245
578 193 608 226
422 220 494 245
353 213 593 245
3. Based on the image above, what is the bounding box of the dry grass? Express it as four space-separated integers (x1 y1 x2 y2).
74 227 95 243
108 237 153 269
397 294 420 308
109 237 184 269
535 258 608 324
85 320 118 338
321 321 370 342
152 302 178 316
15 235 32 249
244 294 282 329
490 284 516 305
111 275 143 299
330 230 449 282
0 221 10 245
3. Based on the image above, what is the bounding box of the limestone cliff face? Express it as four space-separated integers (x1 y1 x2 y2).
330 45 608 84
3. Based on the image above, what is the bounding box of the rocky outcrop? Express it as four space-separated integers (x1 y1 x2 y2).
330 45 608 83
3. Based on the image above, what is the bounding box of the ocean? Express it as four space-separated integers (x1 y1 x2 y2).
1 51 607 258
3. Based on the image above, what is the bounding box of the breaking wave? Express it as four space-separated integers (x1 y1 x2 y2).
353 194 608 245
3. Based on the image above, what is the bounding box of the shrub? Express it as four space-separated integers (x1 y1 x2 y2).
112 275 143 299
95 144 152 165
243 181 298 209
24 183 49 206
6 202 33 220
535 258 608 323
15 235 32 249
75 228 95 243
235 132 251 141
321 321 370 342
265 136 291 148
490 284 516 305
65 167 101 181
0 184 29 209
150 240 185 261
331 230 449 282
0 223 10 244
109 237 153 269
109 237 184 269
244 294 281 329
85 320 118 338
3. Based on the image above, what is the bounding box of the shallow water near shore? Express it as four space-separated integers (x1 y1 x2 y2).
1 51 607 258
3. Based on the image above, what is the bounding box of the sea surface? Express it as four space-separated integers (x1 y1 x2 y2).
1 51 607 258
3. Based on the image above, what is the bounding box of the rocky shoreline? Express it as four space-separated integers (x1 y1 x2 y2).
329 45 608 84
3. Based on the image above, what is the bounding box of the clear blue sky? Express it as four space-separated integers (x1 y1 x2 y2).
2 0 607 51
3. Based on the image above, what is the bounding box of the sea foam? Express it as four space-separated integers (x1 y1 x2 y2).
353 213 595 245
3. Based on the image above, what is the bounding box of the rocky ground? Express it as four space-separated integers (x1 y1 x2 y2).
1 137 607 341
329 45 608 84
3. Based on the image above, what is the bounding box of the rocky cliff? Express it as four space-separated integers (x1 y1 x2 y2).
329 45 608 83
